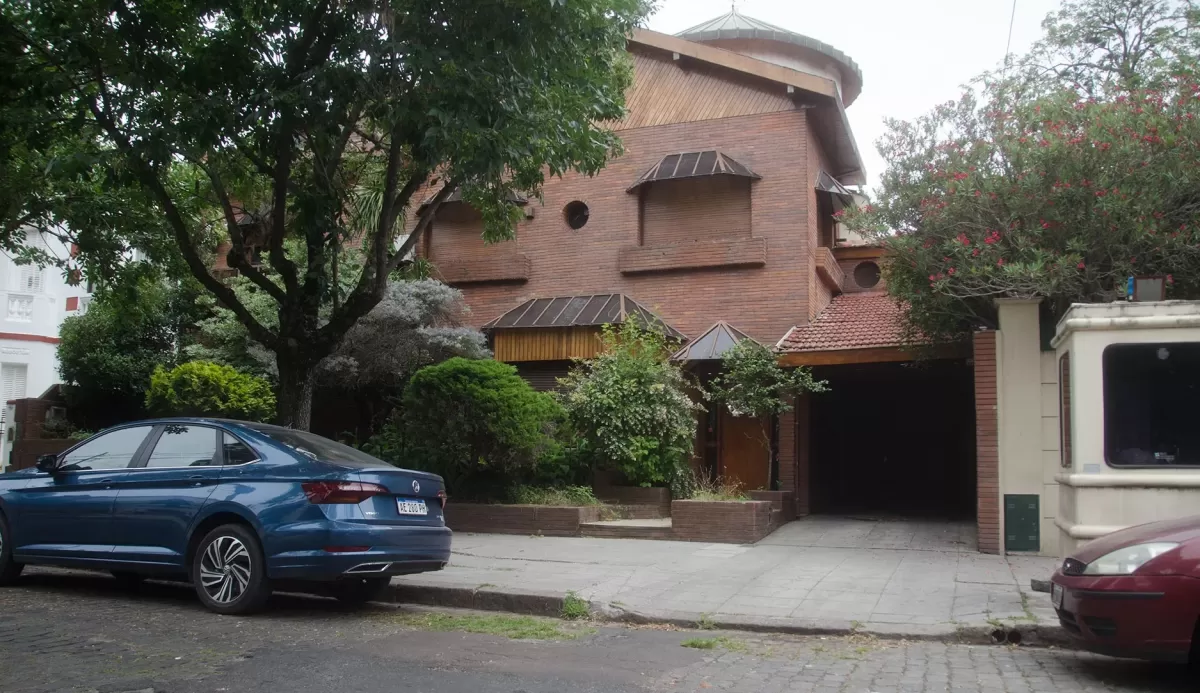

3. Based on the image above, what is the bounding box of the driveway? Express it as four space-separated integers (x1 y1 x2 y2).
397 516 1060 638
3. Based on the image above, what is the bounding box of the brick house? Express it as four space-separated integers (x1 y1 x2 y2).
408 9 984 537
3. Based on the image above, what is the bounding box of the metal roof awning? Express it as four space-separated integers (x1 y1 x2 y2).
627 151 760 193
418 187 527 212
482 294 686 340
815 170 855 212
671 321 753 361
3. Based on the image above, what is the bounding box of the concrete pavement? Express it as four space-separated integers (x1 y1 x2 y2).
2 568 1193 693
394 517 1062 641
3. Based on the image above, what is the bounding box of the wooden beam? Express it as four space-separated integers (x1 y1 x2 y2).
630 29 839 101
777 343 969 367
832 245 885 261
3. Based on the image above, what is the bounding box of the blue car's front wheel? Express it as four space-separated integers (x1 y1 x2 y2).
191 524 271 615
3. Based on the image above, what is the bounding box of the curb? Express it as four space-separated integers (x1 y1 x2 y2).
383 582 1075 650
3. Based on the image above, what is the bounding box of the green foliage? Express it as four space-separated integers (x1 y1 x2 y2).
5 0 652 429
709 340 827 419
57 276 179 429
844 0 1200 343
398 358 565 500
145 361 276 422
507 485 600 507
558 322 701 488
682 469 750 502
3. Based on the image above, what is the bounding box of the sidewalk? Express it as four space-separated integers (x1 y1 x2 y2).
392 517 1062 643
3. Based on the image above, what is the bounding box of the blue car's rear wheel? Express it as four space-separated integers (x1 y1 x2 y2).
191 524 270 615
0 514 24 586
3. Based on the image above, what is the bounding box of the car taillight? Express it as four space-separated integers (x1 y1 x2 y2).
302 481 389 504
437 489 447 509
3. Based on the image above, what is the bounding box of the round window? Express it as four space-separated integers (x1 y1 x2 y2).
564 201 590 230
853 261 881 289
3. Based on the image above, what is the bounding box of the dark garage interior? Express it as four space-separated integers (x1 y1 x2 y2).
808 359 976 519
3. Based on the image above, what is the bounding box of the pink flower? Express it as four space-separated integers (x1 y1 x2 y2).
929 274 938 282
997 258 1006 267
947 267 956 276
1077 261 1086 269
1167 274 1175 284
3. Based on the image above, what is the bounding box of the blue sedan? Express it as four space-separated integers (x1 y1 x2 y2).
0 419 451 614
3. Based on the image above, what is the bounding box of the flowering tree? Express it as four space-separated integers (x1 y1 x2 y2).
844 1 1200 343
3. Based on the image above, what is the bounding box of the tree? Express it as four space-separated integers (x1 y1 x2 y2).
708 339 827 488
397 357 564 500
558 322 700 489
146 361 275 421
57 276 179 429
3 0 650 428
845 0 1200 343
1020 0 1200 95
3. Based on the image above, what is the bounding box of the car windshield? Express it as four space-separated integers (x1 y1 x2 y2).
246 425 389 468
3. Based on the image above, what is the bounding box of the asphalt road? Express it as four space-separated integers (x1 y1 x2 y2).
0 568 1195 693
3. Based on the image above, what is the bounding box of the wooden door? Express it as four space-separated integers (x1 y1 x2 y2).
719 409 769 491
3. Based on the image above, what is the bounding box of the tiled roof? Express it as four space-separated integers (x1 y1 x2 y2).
776 292 907 353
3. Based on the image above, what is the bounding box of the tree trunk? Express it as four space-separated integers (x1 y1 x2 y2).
276 356 316 430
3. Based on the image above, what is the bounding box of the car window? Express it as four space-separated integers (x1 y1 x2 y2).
61 425 154 471
145 425 218 468
222 433 258 466
245 424 389 468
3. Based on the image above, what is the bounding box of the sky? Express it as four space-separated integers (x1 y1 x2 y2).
646 0 1065 193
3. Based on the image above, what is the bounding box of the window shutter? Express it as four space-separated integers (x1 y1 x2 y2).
0 364 27 424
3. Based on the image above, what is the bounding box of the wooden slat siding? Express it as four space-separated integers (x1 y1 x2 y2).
974 330 1001 554
641 176 751 246
615 51 796 131
493 327 603 363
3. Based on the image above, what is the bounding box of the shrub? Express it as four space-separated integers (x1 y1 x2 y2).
558 322 701 488
145 361 276 421
399 358 566 500
682 469 749 502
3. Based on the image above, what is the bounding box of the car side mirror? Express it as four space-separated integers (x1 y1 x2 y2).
35 453 61 474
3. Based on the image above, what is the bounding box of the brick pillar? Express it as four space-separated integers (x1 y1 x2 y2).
794 395 812 516
974 330 1001 554
777 401 796 496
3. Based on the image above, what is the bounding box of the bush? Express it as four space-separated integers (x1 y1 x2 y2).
57 277 179 429
398 358 568 500
145 361 276 421
558 322 701 488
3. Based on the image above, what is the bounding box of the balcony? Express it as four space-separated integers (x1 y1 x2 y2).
619 237 767 275
434 254 531 285
815 246 844 294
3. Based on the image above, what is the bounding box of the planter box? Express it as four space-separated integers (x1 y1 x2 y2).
671 500 775 544
446 503 601 537
749 490 796 524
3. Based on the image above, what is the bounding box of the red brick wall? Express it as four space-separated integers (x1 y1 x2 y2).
641 176 751 246
974 330 1001 554
793 394 812 516
446 503 602 536
671 500 775 543
777 400 796 498
413 107 818 345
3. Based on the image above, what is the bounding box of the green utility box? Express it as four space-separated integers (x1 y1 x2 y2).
1004 494 1040 552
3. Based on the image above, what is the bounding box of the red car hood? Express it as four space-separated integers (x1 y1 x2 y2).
1072 515 1200 563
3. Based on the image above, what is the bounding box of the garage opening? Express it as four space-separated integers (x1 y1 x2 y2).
808 359 976 519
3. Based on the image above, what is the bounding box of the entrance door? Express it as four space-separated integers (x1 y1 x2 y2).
719 409 769 491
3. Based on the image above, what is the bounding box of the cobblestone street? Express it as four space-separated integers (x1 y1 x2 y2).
0 569 1193 693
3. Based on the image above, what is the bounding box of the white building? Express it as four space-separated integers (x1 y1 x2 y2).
0 229 90 420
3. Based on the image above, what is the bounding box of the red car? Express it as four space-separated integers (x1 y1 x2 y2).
1052 515 1200 663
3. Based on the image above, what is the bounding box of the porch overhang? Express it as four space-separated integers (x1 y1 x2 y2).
778 343 969 367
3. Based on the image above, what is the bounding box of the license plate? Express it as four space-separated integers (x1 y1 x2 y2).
397 499 428 516
1052 583 1064 609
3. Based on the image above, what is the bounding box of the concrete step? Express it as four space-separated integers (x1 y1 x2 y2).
579 518 674 540
602 503 670 520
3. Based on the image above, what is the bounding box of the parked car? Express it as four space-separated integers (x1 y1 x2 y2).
1051 515 1200 663
0 419 451 614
